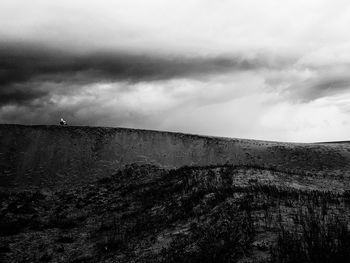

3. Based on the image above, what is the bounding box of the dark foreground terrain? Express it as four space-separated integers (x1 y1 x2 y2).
1 125 350 262
2 164 350 262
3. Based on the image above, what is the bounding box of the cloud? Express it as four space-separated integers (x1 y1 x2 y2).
0 42 286 107
2 0 349 55
0 83 48 105
267 70 350 103
1 63 350 143
301 77 350 100
2 0 350 142
0 72 264 130
0 43 269 84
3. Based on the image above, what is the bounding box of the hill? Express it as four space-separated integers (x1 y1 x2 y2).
1 124 349 190
1 124 350 262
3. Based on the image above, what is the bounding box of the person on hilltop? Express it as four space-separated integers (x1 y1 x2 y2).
60 118 67 126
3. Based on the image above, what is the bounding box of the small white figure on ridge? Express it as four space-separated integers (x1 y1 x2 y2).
60 118 67 126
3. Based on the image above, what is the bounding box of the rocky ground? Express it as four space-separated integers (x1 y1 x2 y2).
1 164 350 263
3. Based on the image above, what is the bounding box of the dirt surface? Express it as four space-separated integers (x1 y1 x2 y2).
1 124 350 190
1 124 350 262
1 164 350 262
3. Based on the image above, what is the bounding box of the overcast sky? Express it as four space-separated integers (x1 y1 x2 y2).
1 0 350 142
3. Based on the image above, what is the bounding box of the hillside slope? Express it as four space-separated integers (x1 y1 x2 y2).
1 124 350 189
2 125 350 262
1 164 350 262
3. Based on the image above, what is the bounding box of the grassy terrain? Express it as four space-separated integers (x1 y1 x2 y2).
1 164 350 262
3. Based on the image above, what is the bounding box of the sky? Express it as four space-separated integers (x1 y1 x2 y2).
1 0 350 142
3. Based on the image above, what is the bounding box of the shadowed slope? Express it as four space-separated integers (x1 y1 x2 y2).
1 124 350 189
1 164 350 262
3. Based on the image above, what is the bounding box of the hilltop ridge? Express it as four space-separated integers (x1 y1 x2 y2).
1 124 350 189
2 124 350 262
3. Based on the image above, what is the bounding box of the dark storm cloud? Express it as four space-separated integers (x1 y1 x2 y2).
0 44 267 85
0 83 48 105
311 78 350 94
288 76 350 102
0 43 281 106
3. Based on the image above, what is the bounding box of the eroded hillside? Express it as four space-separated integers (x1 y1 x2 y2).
1 124 350 189
1 125 350 262
1 164 350 262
